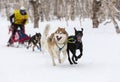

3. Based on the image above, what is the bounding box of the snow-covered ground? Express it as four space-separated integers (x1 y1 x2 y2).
0 17 120 82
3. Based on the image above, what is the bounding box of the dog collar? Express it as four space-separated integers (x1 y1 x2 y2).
56 42 65 51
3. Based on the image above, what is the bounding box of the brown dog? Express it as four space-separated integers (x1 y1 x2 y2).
41 24 68 66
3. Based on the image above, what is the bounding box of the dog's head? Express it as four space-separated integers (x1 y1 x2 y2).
54 27 68 43
35 33 41 40
74 28 83 42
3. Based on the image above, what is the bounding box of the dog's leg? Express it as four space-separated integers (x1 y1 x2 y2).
38 42 41 51
51 55 56 66
48 48 56 66
67 49 73 64
55 51 61 64
61 50 67 63
58 54 61 64
41 41 46 54
41 44 45 54
77 47 83 61
72 56 77 64
71 50 78 64
27 40 31 49
32 45 36 51
51 52 56 66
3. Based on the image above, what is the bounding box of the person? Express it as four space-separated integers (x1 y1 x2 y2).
7 6 28 46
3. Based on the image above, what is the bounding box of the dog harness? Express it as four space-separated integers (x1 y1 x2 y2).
68 37 76 43
49 37 65 51
56 42 65 51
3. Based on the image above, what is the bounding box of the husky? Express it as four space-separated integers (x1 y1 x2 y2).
41 24 68 66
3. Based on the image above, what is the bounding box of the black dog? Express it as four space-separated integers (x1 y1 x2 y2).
67 28 83 64
27 33 41 51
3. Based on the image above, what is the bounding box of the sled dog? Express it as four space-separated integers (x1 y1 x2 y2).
27 33 41 51
67 28 83 64
42 24 68 66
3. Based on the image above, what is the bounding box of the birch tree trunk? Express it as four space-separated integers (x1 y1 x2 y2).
65 0 69 19
29 0 40 28
39 2 44 22
27 4 34 23
5 3 10 20
2 0 120 33
70 0 75 20
54 0 58 18
44 0 50 21
0 0 2 11
92 0 101 28
107 0 120 33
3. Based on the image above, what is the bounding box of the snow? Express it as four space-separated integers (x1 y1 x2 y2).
0 17 120 82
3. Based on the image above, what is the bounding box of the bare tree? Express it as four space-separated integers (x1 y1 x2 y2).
4 0 12 20
29 0 40 28
70 0 75 20
65 0 69 21
44 0 50 21
39 1 44 22
99 0 120 33
92 0 101 28
1 0 120 33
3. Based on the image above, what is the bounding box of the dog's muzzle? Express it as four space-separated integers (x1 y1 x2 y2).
56 36 62 41
76 34 82 42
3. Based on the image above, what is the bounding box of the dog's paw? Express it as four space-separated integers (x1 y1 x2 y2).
75 57 78 61
77 54 82 59
59 59 61 64
73 61 78 64
74 62 78 64
69 61 73 65
53 63 56 66
70 63 73 65
26 46 29 49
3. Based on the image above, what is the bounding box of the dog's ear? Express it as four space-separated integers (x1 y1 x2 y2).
81 28 83 32
39 33 41 36
74 28 77 32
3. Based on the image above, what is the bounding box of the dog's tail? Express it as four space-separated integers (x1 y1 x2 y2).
43 24 50 38
41 24 50 54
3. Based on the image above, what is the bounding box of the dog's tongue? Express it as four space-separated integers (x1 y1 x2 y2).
77 36 81 41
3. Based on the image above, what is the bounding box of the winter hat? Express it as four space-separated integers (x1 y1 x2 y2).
20 6 26 15
20 6 25 10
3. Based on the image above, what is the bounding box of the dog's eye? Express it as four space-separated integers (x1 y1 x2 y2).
56 31 59 33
